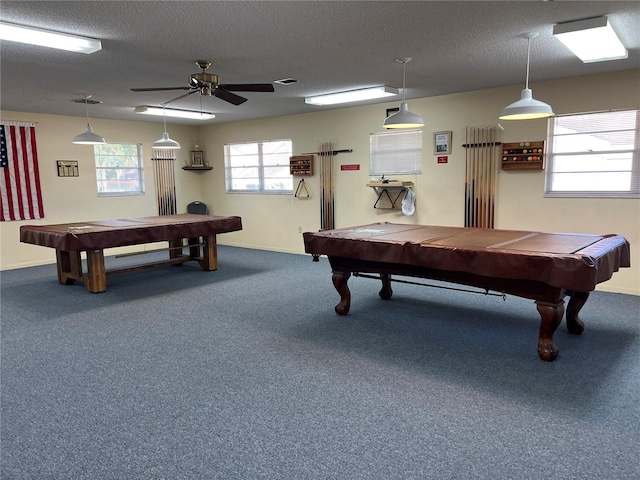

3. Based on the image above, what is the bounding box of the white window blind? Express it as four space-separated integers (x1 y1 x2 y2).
545 109 639 198
370 130 422 175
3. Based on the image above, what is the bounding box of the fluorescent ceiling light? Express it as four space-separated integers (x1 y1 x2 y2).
305 86 398 106
553 16 627 63
134 106 215 120
0 21 102 54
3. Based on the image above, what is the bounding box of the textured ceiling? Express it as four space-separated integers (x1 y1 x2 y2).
1 1 638 125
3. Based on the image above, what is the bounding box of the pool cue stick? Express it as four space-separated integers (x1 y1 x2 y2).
464 126 471 227
328 142 335 230
473 126 479 227
475 128 484 227
482 126 488 227
485 127 491 228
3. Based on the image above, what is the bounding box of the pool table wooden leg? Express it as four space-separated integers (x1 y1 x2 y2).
535 300 565 362
379 273 393 300
84 249 107 293
55 249 82 285
566 291 588 335
198 234 218 271
332 271 351 315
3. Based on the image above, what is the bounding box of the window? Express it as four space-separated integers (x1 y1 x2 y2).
370 130 422 175
224 139 293 193
94 143 144 195
545 109 639 198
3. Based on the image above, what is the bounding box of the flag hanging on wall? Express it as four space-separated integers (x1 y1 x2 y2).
0 121 45 221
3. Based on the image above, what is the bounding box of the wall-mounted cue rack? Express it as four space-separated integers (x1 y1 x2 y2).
290 155 314 176
501 141 545 170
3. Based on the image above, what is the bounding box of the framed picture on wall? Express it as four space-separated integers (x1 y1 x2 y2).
434 131 452 155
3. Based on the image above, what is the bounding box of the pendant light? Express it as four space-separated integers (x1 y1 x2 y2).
72 95 106 144
383 57 424 129
499 33 553 120
152 104 181 149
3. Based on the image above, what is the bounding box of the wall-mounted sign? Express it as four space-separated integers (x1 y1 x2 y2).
434 131 452 155
340 164 360 171
437 156 448 164
57 160 79 177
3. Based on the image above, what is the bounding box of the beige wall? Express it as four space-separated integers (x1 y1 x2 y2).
2 69 639 295
0 114 203 267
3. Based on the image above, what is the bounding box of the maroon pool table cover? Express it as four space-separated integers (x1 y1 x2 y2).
20 214 243 251
303 223 630 292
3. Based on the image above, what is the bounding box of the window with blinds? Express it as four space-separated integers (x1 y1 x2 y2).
370 130 422 175
545 109 639 198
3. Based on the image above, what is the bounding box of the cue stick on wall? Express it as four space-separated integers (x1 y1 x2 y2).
464 125 502 228
319 141 335 231
152 149 177 216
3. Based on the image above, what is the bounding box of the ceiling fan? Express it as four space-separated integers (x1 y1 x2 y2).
131 60 275 106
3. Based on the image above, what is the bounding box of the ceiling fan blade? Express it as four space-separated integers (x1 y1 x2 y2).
221 83 275 92
213 87 248 105
131 86 193 92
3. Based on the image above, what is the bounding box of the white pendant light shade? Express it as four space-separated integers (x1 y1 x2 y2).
72 124 106 144
383 102 424 129
500 33 553 121
153 104 181 149
499 88 554 120
72 96 106 144
153 131 181 149
383 57 424 129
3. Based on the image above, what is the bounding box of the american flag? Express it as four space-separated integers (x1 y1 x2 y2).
0 122 45 221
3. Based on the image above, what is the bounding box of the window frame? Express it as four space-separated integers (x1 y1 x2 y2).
224 139 293 194
544 109 640 199
94 143 144 196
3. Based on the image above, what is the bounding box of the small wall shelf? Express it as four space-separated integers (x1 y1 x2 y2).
290 155 314 176
182 166 213 171
501 141 545 170
367 181 413 209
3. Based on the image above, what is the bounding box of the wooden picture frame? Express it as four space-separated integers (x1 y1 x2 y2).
434 131 452 155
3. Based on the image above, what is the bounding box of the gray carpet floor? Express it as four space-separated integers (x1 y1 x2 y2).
1 246 639 479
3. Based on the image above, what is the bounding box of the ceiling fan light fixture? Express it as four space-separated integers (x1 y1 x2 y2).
383 58 424 129
305 86 398 106
0 21 101 54
553 16 627 63
499 33 553 121
134 105 215 120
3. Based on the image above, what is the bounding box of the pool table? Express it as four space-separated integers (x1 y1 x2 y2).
20 214 242 293
303 222 630 361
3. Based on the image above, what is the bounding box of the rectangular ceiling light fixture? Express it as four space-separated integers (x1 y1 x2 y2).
553 16 627 63
305 86 399 106
0 21 102 54
134 106 216 120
